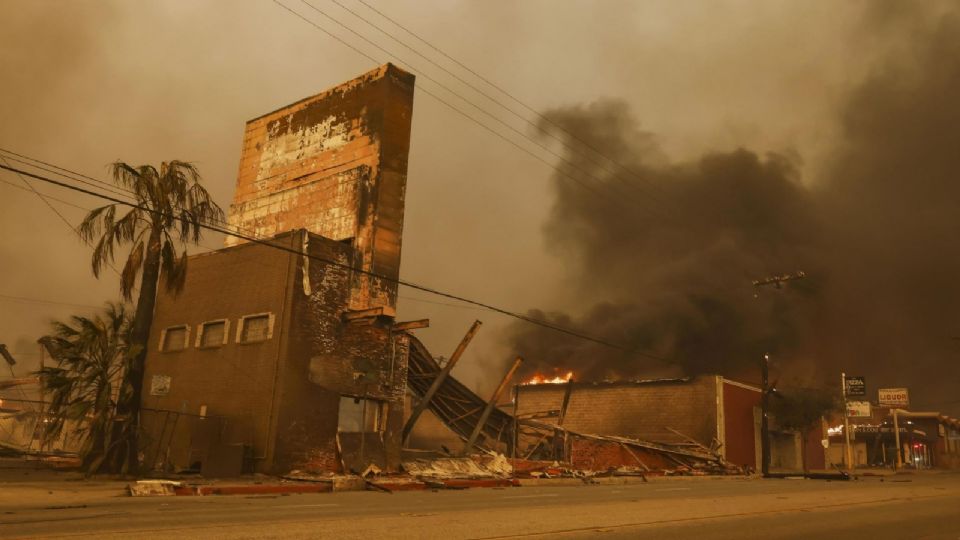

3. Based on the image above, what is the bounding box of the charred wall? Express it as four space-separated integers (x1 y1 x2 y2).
225 63 415 315
515 378 719 445
280 229 410 473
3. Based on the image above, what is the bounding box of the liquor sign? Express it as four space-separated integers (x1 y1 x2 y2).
878 387 909 407
846 400 872 418
845 376 866 396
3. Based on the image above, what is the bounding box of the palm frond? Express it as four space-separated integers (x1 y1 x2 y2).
35 302 132 473
160 238 189 294
120 241 145 301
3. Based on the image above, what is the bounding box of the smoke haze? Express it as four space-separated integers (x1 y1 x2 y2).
0 1 957 414
509 2 960 414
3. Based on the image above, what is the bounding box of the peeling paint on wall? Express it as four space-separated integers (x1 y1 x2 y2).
225 64 415 315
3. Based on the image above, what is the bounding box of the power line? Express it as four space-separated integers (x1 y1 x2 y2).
354 0 663 191
275 0 668 218
0 155 128 280
328 0 671 211
0 156 79 234
0 152 139 203
0 177 92 211
0 293 103 311
398 293 486 311
1 161 670 359
0 147 278 249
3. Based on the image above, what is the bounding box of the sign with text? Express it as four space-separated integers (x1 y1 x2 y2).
878 387 909 407
846 400 872 418
845 376 866 397
150 374 171 397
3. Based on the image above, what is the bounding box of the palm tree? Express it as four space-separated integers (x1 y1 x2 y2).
79 161 224 473
37 303 132 474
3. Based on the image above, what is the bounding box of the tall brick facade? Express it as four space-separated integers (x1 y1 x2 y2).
140 65 417 475
225 63 415 315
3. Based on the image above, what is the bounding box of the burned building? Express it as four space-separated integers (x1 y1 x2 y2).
140 64 417 475
515 376 827 472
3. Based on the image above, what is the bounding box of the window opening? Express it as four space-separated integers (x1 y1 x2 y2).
337 396 383 432
161 326 188 352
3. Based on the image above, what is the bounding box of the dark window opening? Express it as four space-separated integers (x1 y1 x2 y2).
162 326 188 352
240 314 270 343
337 396 383 433
199 320 226 348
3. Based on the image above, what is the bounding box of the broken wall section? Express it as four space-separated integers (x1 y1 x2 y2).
516 378 719 446
275 230 410 475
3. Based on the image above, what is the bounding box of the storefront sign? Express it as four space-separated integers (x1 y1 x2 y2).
845 376 866 396
150 374 171 396
878 387 909 407
846 400 872 418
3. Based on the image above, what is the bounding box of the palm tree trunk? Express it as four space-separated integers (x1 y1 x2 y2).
113 226 163 474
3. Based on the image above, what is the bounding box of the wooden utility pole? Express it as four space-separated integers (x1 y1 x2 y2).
402 320 482 445
556 378 575 462
752 270 806 478
752 271 806 288
893 408 903 470
761 353 771 477
841 372 853 470
464 356 523 454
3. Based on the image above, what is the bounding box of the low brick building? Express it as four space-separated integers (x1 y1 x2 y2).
140 64 417 475
515 376 826 472
827 408 960 469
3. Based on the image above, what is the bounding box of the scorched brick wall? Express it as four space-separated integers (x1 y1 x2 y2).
225 63 415 315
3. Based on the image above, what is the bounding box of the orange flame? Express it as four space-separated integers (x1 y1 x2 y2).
523 371 574 385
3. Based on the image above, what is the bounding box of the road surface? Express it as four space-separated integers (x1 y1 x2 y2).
1 472 958 539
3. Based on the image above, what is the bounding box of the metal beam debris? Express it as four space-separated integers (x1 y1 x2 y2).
464 356 523 454
402 320 482 444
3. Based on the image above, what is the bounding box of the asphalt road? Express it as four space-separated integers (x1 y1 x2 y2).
2 473 958 539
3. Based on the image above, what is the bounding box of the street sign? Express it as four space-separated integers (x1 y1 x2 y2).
878 387 909 407
846 400 872 418
845 376 866 397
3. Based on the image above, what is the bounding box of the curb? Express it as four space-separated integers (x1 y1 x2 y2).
173 484 333 496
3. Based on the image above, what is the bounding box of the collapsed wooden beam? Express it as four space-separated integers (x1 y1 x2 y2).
393 319 430 331
463 356 523 454
342 307 385 322
402 320 482 444
556 378 575 461
520 418 718 461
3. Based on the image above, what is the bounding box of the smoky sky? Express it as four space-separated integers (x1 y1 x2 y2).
509 3 960 414
0 1 957 413
509 109 820 382
511 6 960 410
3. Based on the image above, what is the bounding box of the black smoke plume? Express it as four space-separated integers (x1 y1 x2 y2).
509 6 960 413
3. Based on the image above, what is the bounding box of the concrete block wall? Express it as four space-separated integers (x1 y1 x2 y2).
516 378 720 446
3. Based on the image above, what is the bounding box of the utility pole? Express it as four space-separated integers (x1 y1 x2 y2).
841 372 853 470
761 353 771 477
893 408 903 470
752 270 806 478
752 271 806 289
